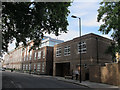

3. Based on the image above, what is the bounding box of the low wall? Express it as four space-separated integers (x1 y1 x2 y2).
101 63 119 85
89 65 101 83
81 66 86 81
89 61 120 86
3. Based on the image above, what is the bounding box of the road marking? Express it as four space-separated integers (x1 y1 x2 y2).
10 80 17 88
10 80 22 88
16 83 22 88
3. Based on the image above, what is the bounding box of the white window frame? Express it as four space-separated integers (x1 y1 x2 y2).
56 47 61 57
38 51 41 59
29 64 31 70
78 41 87 54
26 64 28 70
27 46 29 61
37 63 41 72
34 64 36 70
23 64 25 70
64 46 70 56
42 62 45 72
43 49 45 58
21 48 22 56
24 48 26 61
29 50 32 60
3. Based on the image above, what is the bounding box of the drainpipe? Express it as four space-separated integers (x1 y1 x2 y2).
96 37 99 64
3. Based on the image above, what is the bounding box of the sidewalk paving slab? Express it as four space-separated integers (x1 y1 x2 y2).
54 76 119 88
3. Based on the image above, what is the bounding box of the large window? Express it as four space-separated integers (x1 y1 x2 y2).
29 50 32 60
29 64 31 70
34 52 37 60
24 57 26 61
38 51 41 59
34 64 36 70
23 64 25 70
21 48 22 56
43 49 45 58
78 41 87 53
37 63 41 72
24 48 26 61
42 62 45 72
27 46 29 60
64 46 70 56
56 47 61 57
26 64 28 70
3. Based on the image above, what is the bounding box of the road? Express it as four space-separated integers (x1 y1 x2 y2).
2 71 87 89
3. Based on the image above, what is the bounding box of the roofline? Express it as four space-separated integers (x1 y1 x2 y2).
54 33 113 47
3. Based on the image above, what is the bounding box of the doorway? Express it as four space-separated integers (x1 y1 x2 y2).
55 62 70 77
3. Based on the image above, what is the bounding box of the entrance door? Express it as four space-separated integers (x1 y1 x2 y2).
55 62 70 77
85 73 89 80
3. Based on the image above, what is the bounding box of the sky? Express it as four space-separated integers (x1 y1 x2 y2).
8 0 113 52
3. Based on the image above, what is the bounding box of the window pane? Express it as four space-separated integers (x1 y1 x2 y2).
38 51 41 59
78 42 87 53
64 46 70 56
56 47 61 57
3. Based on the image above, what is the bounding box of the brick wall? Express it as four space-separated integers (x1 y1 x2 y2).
101 62 119 86
118 61 120 86
89 62 120 86
89 65 101 83
53 33 113 77
81 66 86 81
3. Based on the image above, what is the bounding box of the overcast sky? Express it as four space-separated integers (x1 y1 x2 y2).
8 0 113 52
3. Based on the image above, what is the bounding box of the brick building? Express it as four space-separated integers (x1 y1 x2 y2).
4 46 23 70
21 36 63 75
53 33 113 78
22 45 53 75
4 36 63 75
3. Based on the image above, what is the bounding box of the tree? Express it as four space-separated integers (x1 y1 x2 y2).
105 42 117 62
97 1 120 59
2 2 71 53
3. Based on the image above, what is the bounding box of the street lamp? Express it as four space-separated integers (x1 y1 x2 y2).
71 15 82 83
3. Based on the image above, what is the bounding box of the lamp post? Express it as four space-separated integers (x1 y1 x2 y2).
71 15 82 83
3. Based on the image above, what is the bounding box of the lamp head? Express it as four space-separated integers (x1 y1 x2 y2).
71 15 77 18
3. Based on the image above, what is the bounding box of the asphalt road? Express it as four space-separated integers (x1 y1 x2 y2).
2 71 87 89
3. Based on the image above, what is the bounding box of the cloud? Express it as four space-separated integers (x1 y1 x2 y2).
66 1 104 40
69 1 101 27
82 15 100 27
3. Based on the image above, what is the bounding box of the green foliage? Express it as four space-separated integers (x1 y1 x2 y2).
97 1 120 59
105 42 117 62
97 2 120 34
2 2 71 52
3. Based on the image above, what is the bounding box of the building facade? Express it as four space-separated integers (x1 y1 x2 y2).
53 33 113 77
21 36 63 75
4 46 23 70
4 36 63 75
22 46 53 75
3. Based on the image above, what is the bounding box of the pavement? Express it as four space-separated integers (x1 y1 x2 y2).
0 71 2 90
54 76 119 88
4 70 120 88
